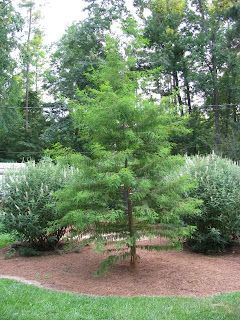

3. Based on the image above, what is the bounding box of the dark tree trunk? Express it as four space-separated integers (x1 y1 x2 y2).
196 0 221 150
24 5 33 131
124 158 136 267
225 76 232 137
173 71 184 116
183 67 192 113
233 107 237 122
210 34 221 152
212 86 221 151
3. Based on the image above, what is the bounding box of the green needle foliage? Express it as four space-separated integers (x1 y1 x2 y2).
57 36 200 273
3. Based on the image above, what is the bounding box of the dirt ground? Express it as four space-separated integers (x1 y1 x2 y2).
1 240 240 297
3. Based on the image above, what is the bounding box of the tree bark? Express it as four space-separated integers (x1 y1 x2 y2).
24 5 33 130
173 71 184 116
197 0 221 151
183 65 192 113
124 158 136 267
210 33 221 152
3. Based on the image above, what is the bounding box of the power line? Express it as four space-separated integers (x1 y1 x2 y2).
1 104 240 110
198 104 240 108
0 107 60 110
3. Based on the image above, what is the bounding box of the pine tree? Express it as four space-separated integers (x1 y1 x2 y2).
57 36 200 273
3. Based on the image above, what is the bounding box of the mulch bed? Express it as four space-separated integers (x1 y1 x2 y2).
1 239 240 297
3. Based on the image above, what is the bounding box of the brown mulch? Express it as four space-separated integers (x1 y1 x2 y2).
0 240 240 297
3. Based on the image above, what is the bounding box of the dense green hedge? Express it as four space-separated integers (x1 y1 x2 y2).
0 159 74 250
184 154 240 253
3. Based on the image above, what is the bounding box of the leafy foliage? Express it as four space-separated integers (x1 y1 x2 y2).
0 1 24 160
135 0 240 156
0 222 15 249
47 0 127 99
183 154 240 253
0 158 74 250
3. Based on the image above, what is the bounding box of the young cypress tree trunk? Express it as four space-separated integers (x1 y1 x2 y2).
124 158 137 266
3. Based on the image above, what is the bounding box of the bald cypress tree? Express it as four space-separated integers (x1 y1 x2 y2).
58 36 200 273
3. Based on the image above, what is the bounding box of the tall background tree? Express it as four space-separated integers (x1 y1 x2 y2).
0 0 240 162
0 0 23 161
133 0 240 158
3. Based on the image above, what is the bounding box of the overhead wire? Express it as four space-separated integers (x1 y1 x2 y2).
1 104 240 110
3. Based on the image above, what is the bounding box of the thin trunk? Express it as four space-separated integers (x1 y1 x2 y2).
196 0 221 149
233 107 237 122
210 33 221 151
197 0 206 25
171 75 177 105
186 80 192 114
124 158 136 267
225 74 232 137
173 71 184 116
212 85 220 150
24 6 33 130
230 69 238 123
183 65 192 113
35 64 38 93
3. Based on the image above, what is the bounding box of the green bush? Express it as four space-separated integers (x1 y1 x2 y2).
0 159 73 250
0 234 15 249
0 222 15 249
184 154 240 253
18 247 41 257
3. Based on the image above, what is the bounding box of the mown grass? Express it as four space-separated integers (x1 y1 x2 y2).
0 279 239 320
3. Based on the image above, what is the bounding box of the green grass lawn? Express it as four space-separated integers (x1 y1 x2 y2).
0 279 239 320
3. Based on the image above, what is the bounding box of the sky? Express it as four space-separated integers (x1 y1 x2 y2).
14 0 88 44
14 0 134 45
41 0 87 44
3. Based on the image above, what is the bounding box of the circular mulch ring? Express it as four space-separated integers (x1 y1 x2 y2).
0 240 240 297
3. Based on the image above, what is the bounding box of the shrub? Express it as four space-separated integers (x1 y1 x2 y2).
184 154 240 253
0 158 74 250
18 247 40 257
0 222 15 249
0 234 15 249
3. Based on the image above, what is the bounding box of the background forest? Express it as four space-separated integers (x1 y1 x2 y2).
0 0 240 162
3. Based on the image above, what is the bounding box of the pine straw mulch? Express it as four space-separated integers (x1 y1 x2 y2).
0 239 240 297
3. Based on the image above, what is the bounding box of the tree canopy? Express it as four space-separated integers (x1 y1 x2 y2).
1 0 240 161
